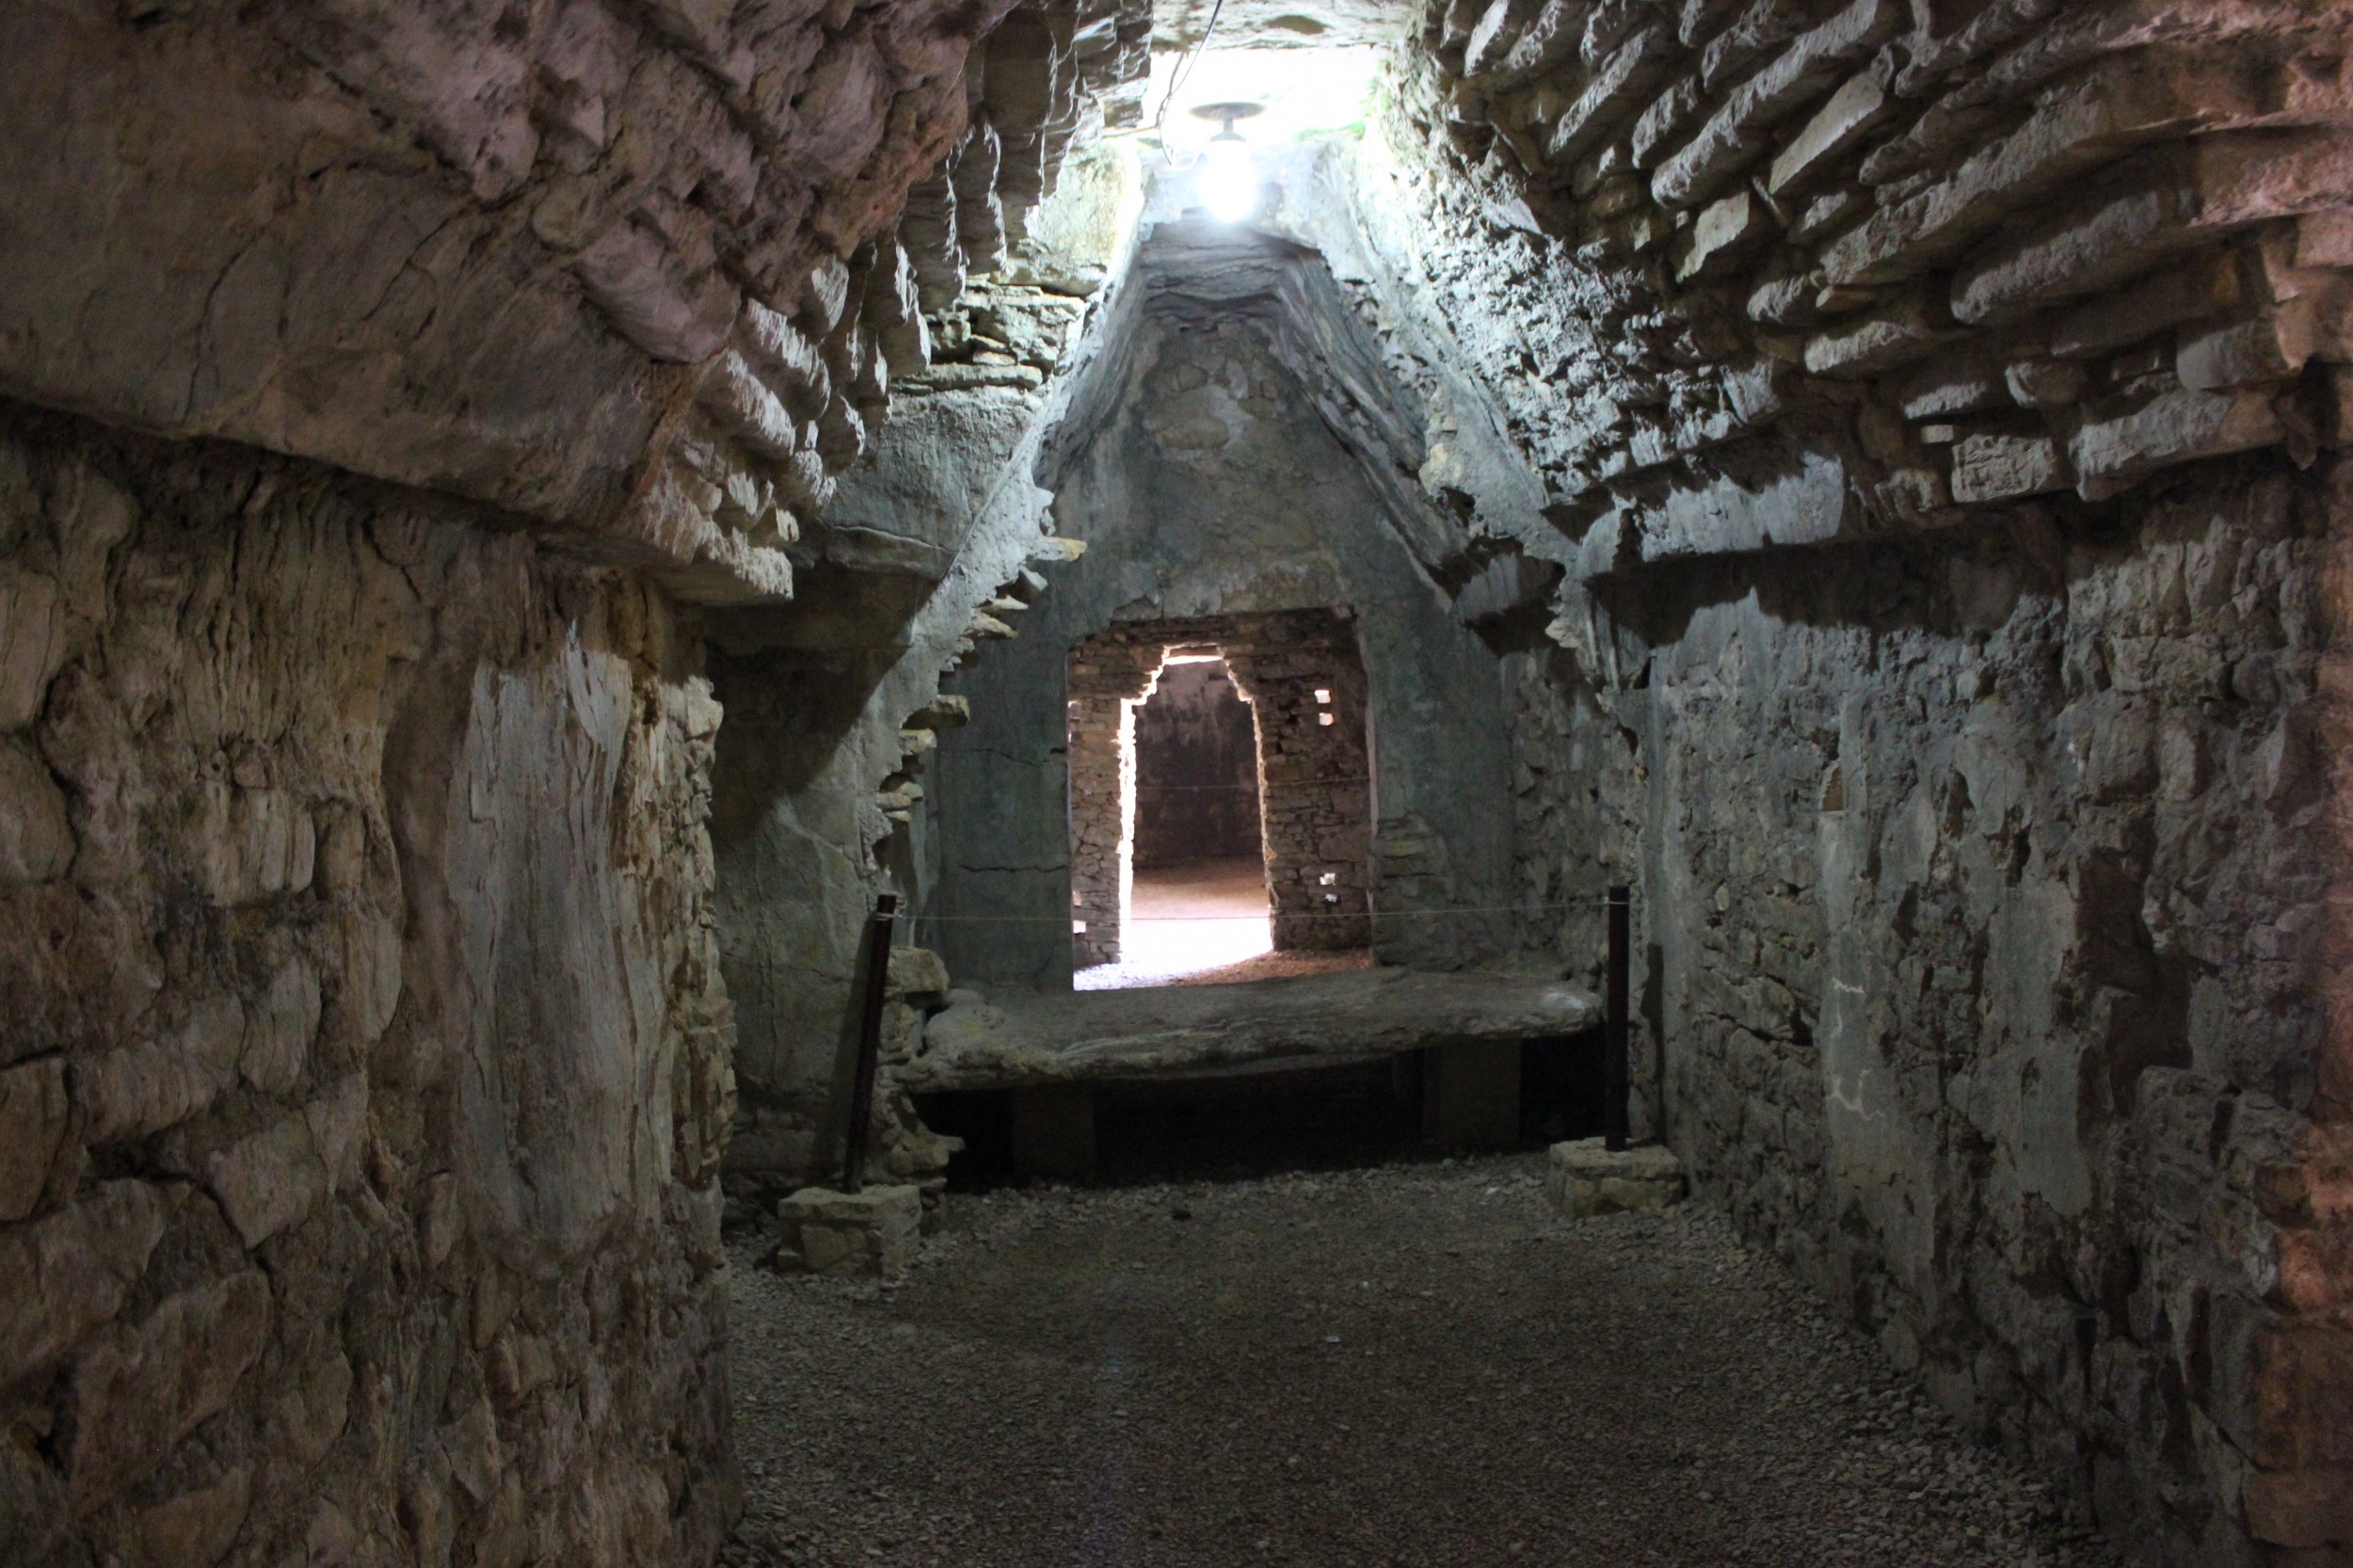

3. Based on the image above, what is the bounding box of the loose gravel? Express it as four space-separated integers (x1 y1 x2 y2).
723 1154 2120 1568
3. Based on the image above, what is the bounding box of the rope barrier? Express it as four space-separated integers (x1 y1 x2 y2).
1126 776 1374 792
910 898 1629 925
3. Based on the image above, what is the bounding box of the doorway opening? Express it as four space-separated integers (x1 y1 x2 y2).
1119 649 1271 984
1067 610 1374 989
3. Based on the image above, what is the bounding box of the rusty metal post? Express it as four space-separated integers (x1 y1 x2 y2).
840 892 900 1193
1604 884 1630 1152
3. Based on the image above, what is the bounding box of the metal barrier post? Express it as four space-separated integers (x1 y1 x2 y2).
840 892 900 1192
1604 884 1630 1152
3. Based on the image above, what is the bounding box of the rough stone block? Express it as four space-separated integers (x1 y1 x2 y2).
1804 293 1956 377
0 1054 68 1221
1545 26 1674 169
1651 0 1897 210
0 736 72 882
2244 1466 2353 1549
1545 1139 1688 1218
776 1184 922 1277
78 995 247 1144
202 1074 369 1248
1824 58 2261 289
1674 189 1770 282
1950 432 2073 504
2070 387 2284 500
1768 67 1888 197
2178 309 2316 392
0 565 66 731
67 1272 272 1509
1956 131 2353 326
0 1180 166 1385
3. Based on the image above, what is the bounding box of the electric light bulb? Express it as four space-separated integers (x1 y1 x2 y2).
1198 134 1257 222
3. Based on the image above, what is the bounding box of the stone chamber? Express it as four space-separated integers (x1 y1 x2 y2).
0 0 2349 1564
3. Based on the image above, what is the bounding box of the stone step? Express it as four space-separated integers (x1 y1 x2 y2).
899 968 1601 1094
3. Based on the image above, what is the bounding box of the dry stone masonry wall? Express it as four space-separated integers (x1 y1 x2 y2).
708 150 1129 1192
1305 3 2353 1561
0 408 735 1568
0 0 1153 1558
1223 616 1375 953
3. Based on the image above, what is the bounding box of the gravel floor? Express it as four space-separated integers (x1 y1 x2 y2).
723 1155 2120 1568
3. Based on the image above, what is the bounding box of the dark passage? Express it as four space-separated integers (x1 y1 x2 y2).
1132 654 1261 868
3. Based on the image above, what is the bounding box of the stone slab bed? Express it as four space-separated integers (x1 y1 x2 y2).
897 968 1600 1094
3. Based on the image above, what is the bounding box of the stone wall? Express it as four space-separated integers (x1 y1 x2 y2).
1495 455 2353 1568
1396 0 2350 552
1225 616 1374 952
1282 7 2353 1553
0 406 735 1567
1066 634 1160 967
710 145 1136 1188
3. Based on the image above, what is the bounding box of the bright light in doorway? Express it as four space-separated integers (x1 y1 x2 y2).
1198 133 1258 221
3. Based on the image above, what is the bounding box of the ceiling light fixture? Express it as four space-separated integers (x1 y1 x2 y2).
1191 101 1263 223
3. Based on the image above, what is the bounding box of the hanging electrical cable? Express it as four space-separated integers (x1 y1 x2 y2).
1152 0 1227 171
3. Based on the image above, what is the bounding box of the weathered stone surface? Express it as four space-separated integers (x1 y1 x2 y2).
0 1055 67 1223
202 1075 368 1248
903 968 1598 1093
1953 131 2353 327
0 735 70 881
77 996 247 1145
1767 67 1890 197
67 1271 272 1509
0 1180 165 1385
1545 1138 1688 1217
1949 431 2073 504
0 8 2346 1568
0 0 1147 606
1649 0 1898 211
0 408 738 1566
775 1184 921 1277
2070 386 2286 500
1821 57 2271 289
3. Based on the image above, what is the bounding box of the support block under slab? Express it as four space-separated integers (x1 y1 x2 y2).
1422 1040 1521 1150
776 1184 921 1276
1545 1139 1687 1218
1009 1083 1096 1178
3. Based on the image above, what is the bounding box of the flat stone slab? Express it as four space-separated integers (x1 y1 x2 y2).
900 968 1599 1094
776 1184 921 1277
1545 1139 1688 1218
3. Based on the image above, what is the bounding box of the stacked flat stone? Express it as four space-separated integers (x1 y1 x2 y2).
0 0 1149 608
1402 0 2351 557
